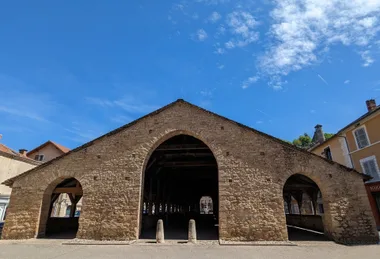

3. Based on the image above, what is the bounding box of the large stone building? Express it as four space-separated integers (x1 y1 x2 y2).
1 100 379 244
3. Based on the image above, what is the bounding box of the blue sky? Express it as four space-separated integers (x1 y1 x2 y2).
1 0 380 151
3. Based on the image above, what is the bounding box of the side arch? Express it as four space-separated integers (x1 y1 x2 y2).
282 172 331 241
37 176 84 238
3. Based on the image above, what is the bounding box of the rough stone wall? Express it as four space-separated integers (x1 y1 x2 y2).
2 101 379 244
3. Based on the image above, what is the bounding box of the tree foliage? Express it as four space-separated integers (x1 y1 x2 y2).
292 133 312 149
290 132 335 149
324 133 334 140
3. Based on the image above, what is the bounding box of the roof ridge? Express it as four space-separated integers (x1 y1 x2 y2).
2 98 365 187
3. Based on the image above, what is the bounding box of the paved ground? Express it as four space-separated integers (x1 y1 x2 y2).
0 239 379 259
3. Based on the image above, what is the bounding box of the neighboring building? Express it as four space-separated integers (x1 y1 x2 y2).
27 140 70 163
309 99 380 230
26 141 77 218
2 100 378 244
0 144 40 221
0 140 71 222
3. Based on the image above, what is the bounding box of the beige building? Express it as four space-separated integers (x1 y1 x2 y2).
310 99 380 229
0 144 40 221
26 141 76 218
2 100 378 244
27 141 70 163
0 140 71 222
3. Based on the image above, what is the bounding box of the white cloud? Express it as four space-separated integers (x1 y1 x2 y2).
310 109 316 114
256 120 263 124
195 29 208 41
86 96 159 114
225 11 259 49
111 115 134 124
208 11 221 23
344 79 350 84
196 0 230 5
214 47 225 54
242 76 259 89
360 50 375 66
217 64 225 69
259 0 380 86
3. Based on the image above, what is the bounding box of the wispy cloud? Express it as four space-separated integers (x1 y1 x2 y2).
310 109 316 114
193 29 208 41
0 106 47 122
86 95 160 114
208 11 221 23
258 0 380 88
344 79 350 84
111 115 134 124
242 76 259 89
217 63 225 70
214 47 225 55
317 74 329 85
360 50 375 67
225 11 259 49
256 120 263 124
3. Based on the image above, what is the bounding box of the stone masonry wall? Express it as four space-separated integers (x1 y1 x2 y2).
2 101 379 244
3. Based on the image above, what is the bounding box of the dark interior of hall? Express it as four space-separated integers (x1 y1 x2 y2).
140 134 219 240
44 178 82 239
283 174 328 241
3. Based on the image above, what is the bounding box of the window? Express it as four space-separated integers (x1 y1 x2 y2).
354 127 370 149
360 156 380 181
34 154 44 161
324 146 332 161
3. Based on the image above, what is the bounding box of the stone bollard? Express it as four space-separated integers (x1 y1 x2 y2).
188 219 197 243
156 219 165 243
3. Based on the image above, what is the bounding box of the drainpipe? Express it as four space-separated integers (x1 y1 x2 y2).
337 135 354 169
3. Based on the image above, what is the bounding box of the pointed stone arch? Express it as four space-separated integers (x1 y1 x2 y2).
139 131 220 240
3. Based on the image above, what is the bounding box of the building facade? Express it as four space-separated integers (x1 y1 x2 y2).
1 100 379 244
0 144 40 221
26 141 70 163
310 99 380 229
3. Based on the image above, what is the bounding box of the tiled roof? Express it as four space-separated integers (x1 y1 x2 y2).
26 140 70 156
0 143 20 156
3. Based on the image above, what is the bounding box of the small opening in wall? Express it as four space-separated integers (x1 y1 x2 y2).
229 179 232 183
328 174 332 178
149 129 153 134
94 176 98 180
226 152 229 156
97 155 101 159
260 152 265 156
221 126 224 130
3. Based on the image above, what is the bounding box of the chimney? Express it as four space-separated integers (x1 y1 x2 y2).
19 149 28 156
312 124 325 144
366 99 377 112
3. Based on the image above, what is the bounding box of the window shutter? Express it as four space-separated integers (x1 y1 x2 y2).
363 159 380 180
355 128 369 149
368 160 379 180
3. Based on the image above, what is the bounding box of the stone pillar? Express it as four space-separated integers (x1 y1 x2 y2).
156 219 164 243
188 219 197 243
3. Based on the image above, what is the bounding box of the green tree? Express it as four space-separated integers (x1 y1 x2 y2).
324 133 334 140
292 133 312 149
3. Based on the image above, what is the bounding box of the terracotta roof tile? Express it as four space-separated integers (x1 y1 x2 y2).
0 143 20 156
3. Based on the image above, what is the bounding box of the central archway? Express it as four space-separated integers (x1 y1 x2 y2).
140 134 219 240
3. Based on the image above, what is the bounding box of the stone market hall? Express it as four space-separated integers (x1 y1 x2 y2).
1 100 379 244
